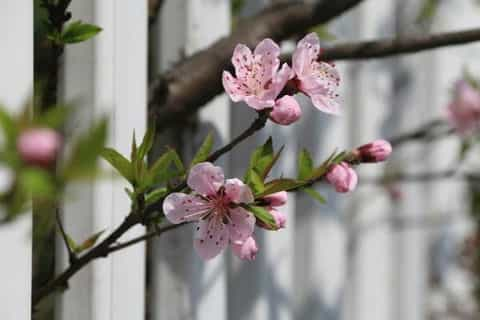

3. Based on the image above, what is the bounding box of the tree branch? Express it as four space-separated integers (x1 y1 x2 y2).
320 27 480 61
149 0 365 131
55 208 77 264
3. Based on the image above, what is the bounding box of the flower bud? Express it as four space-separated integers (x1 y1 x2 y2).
231 236 258 261
354 139 392 163
17 128 62 168
269 95 302 125
446 80 480 135
325 162 357 193
262 191 287 207
256 207 286 230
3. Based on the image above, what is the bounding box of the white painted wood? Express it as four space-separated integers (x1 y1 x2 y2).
58 1 147 319
150 1 230 319
340 2 395 320
0 1 33 319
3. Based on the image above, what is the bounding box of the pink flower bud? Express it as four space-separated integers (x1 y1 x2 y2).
262 191 288 207
256 207 286 230
231 236 258 261
354 139 392 163
269 95 302 125
446 80 480 135
325 162 357 193
17 128 62 168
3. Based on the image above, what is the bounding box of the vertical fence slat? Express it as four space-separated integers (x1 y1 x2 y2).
59 1 147 319
0 1 33 319
150 1 230 319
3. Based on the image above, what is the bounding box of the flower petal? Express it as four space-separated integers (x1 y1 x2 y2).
228 207 255 242
311 94 340 115
232 44 253 80
187 162 225 196
263 63 294 101
293 32 320 77
163 193 211 224
231 236 258 261
222 71 251 102
194 218 229 260
254 38 280 59
244 95 275 110
224 178 254 204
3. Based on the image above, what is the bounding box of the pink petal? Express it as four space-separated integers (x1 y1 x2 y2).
269 95 302 125
311 94 340 115
231 236 258 261
222 71 251 102
232 44 253 80
263 63 294 101
224 178 254 204
244 95 275 110
293 32 320 77
194 218 229 260
262 191 288 207
227 207 255 242
254 38 280 59
163 193 211 224
187 162 225 196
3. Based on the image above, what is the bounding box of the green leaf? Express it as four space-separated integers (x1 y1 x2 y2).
101 148 134 183
19 168 55 198
65 234 79 253
243 204 276 229
0 105 17 143
74 230 106 253
256 178 304 198
191 132 214 166
146 149 185 186
61 20 102 44
298 149 314 180
137 124 156 162
63 118 108 180
310 149 338 179
245 169 265 194
131 131 138 164
124 187 135 201
244 137 276 183
38 105 71 129
303 187 326 204
145 187 168 205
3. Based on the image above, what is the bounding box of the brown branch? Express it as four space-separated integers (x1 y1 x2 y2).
362 170 480 184
320 27 480 61
388 118 454 147
55 208 77 264
149 0 365 131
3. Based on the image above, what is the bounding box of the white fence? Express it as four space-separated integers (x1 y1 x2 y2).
0 0 478 319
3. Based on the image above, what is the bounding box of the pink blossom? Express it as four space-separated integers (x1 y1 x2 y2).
325 162 357 193
163 162 255 260
446 80 480 135
223 39 293 110
269 95 302 125
292 33 340 115
231 236 258 261
262 191 288 207
354 139 392 163
17 128 62 168
269 208 286 229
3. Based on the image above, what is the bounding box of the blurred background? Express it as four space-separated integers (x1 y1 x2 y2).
24 0 480 319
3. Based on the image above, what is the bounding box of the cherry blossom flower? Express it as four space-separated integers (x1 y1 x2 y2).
163 162 256 260
231 236 258 261
222 39 293 110
292 32 340 115
446 80 480 135
353 139 392 163
17 128 62 168
325 162 357 193
269 96 302 125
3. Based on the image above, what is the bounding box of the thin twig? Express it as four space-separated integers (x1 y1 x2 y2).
108 222 188 254
388 119 454 147
55 208 77 264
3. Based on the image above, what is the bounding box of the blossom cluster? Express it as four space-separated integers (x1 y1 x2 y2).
222 33 340 125
163 162 287 260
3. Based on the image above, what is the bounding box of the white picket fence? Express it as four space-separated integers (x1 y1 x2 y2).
1 0 479 319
